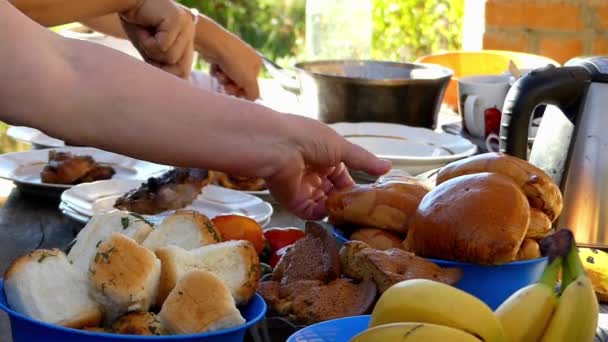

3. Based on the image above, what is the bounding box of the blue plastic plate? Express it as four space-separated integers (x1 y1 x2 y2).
287 315 370 342
0 279 266 342
333 227 547 309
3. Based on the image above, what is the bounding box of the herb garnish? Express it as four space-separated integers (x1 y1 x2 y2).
205 221 222 242
129 213 154 227
121 217 130 229
37 252 56 263
94 247 116 264
96 240 102 248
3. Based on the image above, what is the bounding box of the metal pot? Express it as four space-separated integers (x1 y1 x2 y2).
264 59 453 129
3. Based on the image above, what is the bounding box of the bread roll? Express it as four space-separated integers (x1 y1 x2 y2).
156 240 260 306
111 312 165 335
142 210 221 252
437 153 562 221
515 239 541 261
526 209 552 239
68 211 154 273
350 228 403 250
326 181 428 234
408 172 530 265
159 270 245 334
88 233 161 322
4 249 102 328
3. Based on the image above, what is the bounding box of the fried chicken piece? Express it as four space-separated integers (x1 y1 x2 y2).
209 171 266 191
78 165 116 183
41 151 97 184
340 241 462 292
114 168 209 215
272 222 340 285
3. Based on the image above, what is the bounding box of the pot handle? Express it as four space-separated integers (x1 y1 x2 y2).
260 54 301 94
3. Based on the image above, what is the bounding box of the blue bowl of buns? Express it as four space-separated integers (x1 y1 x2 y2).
0 279 266 342
333 227 547 310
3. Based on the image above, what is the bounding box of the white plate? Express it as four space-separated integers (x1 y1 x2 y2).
330 122 477 175
0 147 170 190
6 126 65 148
60 180 274 226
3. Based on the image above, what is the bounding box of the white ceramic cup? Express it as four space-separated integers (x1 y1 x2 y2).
458 75 511 138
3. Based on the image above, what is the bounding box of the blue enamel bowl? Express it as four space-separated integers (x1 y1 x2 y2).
287 315 370 342
0 279 266 342
333 228 547 309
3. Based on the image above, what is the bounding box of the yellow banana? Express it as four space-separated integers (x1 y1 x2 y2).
541 231 599 342
370 279 506 342
495 256 561 342
350 322 482 342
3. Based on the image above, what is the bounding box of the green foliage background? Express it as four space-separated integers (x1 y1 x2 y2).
178 0 463 66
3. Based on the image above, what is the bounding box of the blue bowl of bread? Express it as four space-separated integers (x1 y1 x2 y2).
328 153 561 309
0 210 266 341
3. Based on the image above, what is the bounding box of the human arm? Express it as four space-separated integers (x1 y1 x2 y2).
80 14 128 39
10 0 195 79
0 1 390 219
81 9 263 99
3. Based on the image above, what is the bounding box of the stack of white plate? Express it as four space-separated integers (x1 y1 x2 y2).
60 179 274 227
330 122 478 179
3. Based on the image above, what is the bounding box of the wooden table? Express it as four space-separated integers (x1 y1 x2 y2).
0 188 607 341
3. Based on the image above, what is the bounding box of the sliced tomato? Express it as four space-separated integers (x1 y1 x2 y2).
212 215 265 254
264 227 305 253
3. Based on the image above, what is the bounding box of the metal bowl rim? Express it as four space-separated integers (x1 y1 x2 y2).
294 59 454 85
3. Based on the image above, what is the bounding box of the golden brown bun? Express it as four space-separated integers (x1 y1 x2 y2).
515 239 541 261
159 270 245 334
437 153 562 221
350 228 404 250
111 312 165 335
526 209 552 239
88 233 161 323
408 172 530 265
326 181 428 234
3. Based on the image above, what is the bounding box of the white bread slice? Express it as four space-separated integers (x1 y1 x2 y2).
3 249 102 328
156 240 260 306
142 210 221 252
159 270 245 334
88 233 160 323
68 211 154 273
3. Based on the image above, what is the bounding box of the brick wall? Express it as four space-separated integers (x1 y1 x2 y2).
483 0 608 64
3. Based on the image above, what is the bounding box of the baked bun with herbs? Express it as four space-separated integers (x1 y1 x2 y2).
407 172 530 265
142 210 221 252
111 312 165 335
155 240 260 307
437 152 562 222
68 211 154 274
4 249 102 328
159 270 245 334
88 233 161 323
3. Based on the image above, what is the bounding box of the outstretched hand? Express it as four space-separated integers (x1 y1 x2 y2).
263 115 391 220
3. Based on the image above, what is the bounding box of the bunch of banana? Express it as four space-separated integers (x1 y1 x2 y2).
496 229 599 342
352 278 506 342
351 229 599 342
579 247 608 302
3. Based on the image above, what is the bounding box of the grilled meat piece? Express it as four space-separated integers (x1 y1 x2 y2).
339 240 463 293
272 222 341 285
114 168 209 215
41 151 97 184
258 278 377 325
